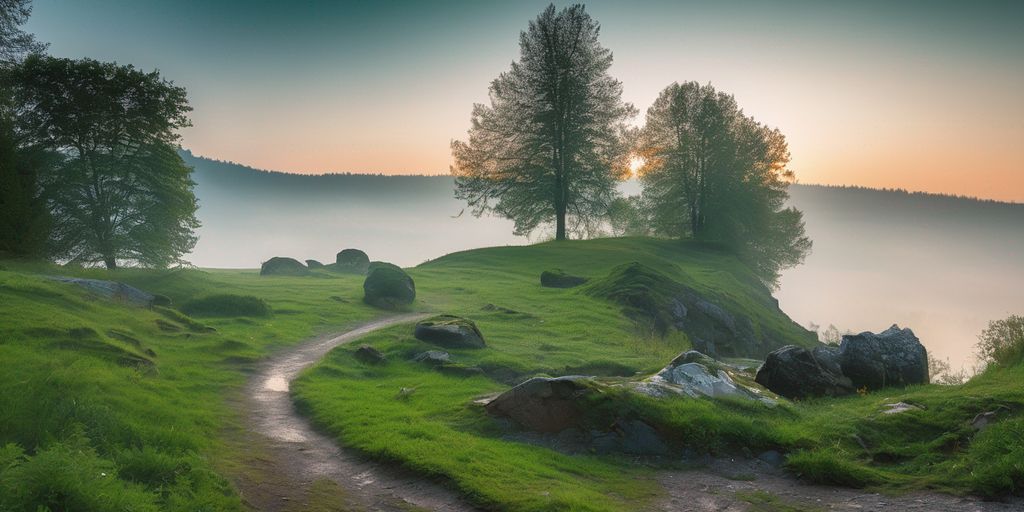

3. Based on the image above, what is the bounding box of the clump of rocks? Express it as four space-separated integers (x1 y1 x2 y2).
755 324 928 399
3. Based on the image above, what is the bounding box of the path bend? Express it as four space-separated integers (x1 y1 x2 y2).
239 313 478 512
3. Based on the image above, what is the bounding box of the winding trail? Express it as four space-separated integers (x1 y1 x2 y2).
236 313 478 512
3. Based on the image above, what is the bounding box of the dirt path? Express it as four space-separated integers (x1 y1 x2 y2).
657 457 1022 511
235 313 478 512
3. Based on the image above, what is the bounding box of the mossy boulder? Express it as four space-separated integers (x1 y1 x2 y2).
540 269 588 288
367 261 402 274
305 259 324 269
413 315 486 349
354 344 386 364
335 248 370 274
362 266 415 309
260 257 309 276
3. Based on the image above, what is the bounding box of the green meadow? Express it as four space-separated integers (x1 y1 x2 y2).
1 237 1021 511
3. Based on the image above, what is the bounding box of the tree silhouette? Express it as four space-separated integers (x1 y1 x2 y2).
451 4 634 240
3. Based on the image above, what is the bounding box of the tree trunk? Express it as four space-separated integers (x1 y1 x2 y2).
103 255 117 270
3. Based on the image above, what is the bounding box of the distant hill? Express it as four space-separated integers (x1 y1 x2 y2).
180 150 1024 367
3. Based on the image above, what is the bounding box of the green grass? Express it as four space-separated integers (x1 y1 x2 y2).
3 236 1021 511
0 262 381 511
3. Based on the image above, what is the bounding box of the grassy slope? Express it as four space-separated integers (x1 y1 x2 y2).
293 238 1024 511
291 238 817 511
0 263 377 511
2 237 1019 511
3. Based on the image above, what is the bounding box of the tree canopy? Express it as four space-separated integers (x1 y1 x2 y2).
451 3 634 240
9 55 198 268
637 82 811 286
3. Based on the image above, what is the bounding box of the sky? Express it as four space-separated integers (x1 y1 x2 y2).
25 0 1024 201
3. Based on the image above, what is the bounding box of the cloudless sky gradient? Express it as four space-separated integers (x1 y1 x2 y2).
25 0 1024 201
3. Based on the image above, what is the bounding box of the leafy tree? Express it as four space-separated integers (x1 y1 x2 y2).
9 55 197 268
0 0 48 256
606 195 651 237
451 4 634 240
0 0 47 65
637 82 811 286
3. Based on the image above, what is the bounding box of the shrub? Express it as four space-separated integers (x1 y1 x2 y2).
180 294 271 317
977 315 1024 368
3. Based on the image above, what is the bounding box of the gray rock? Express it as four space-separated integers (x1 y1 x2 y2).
839 325 928 391
47 276 156 307
757 450 785 468
260 257 310 276
640 350 777 405
413 350 451 366
485 376 592 433
335 248 370 274
353 344 385 364
305 259 324 268
413 315 486 349
615 419 669 456
755 345 854 399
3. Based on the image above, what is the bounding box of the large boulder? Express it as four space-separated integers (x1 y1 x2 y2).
755 345 853 399
485 376 593 432
839 325 928 390
260 257 310 276
362 267 415 309
367 261 402 274
638 350 777 405
413 315 486 349
335 248 370 274
305 259 324 269
540 269 588 288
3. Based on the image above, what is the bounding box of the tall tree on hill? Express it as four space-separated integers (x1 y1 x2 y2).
637 82 811 286
451 4 635 240
0 0 49 256
9 55 198 269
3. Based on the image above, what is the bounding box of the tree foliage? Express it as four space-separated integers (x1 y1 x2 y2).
451 4 634 240
977 315 1024 369
637 82 811 286
9 55 197 268
0 0 46 65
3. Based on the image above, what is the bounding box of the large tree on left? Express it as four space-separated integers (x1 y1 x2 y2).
10 55 198 268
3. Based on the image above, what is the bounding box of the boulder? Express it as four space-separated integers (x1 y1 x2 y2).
367 261 402 274
354 344 386 364
839 325 928 390
47 276 157 307
305 259 324 268
335 248 370 274
540 269 588 288
413 350 451 366
413 315 486 349
755 345 853 399
260 257 310 276
643 350 776 404
362 267 415 309
485 376 593 432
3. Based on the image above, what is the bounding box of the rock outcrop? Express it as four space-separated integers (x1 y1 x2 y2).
754 346 853 399
485 376 593 432
305 259 324 268
260 257 310 276
636 350 778 405
335 248 370 274
362 266 415 309
540 269 588 288
413 315 486 349
755 325 928 398
839 325 928 390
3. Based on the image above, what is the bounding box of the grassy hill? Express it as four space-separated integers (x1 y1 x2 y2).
1 237 1021 511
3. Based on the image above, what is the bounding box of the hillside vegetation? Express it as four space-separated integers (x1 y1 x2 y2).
2 238 1021 512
